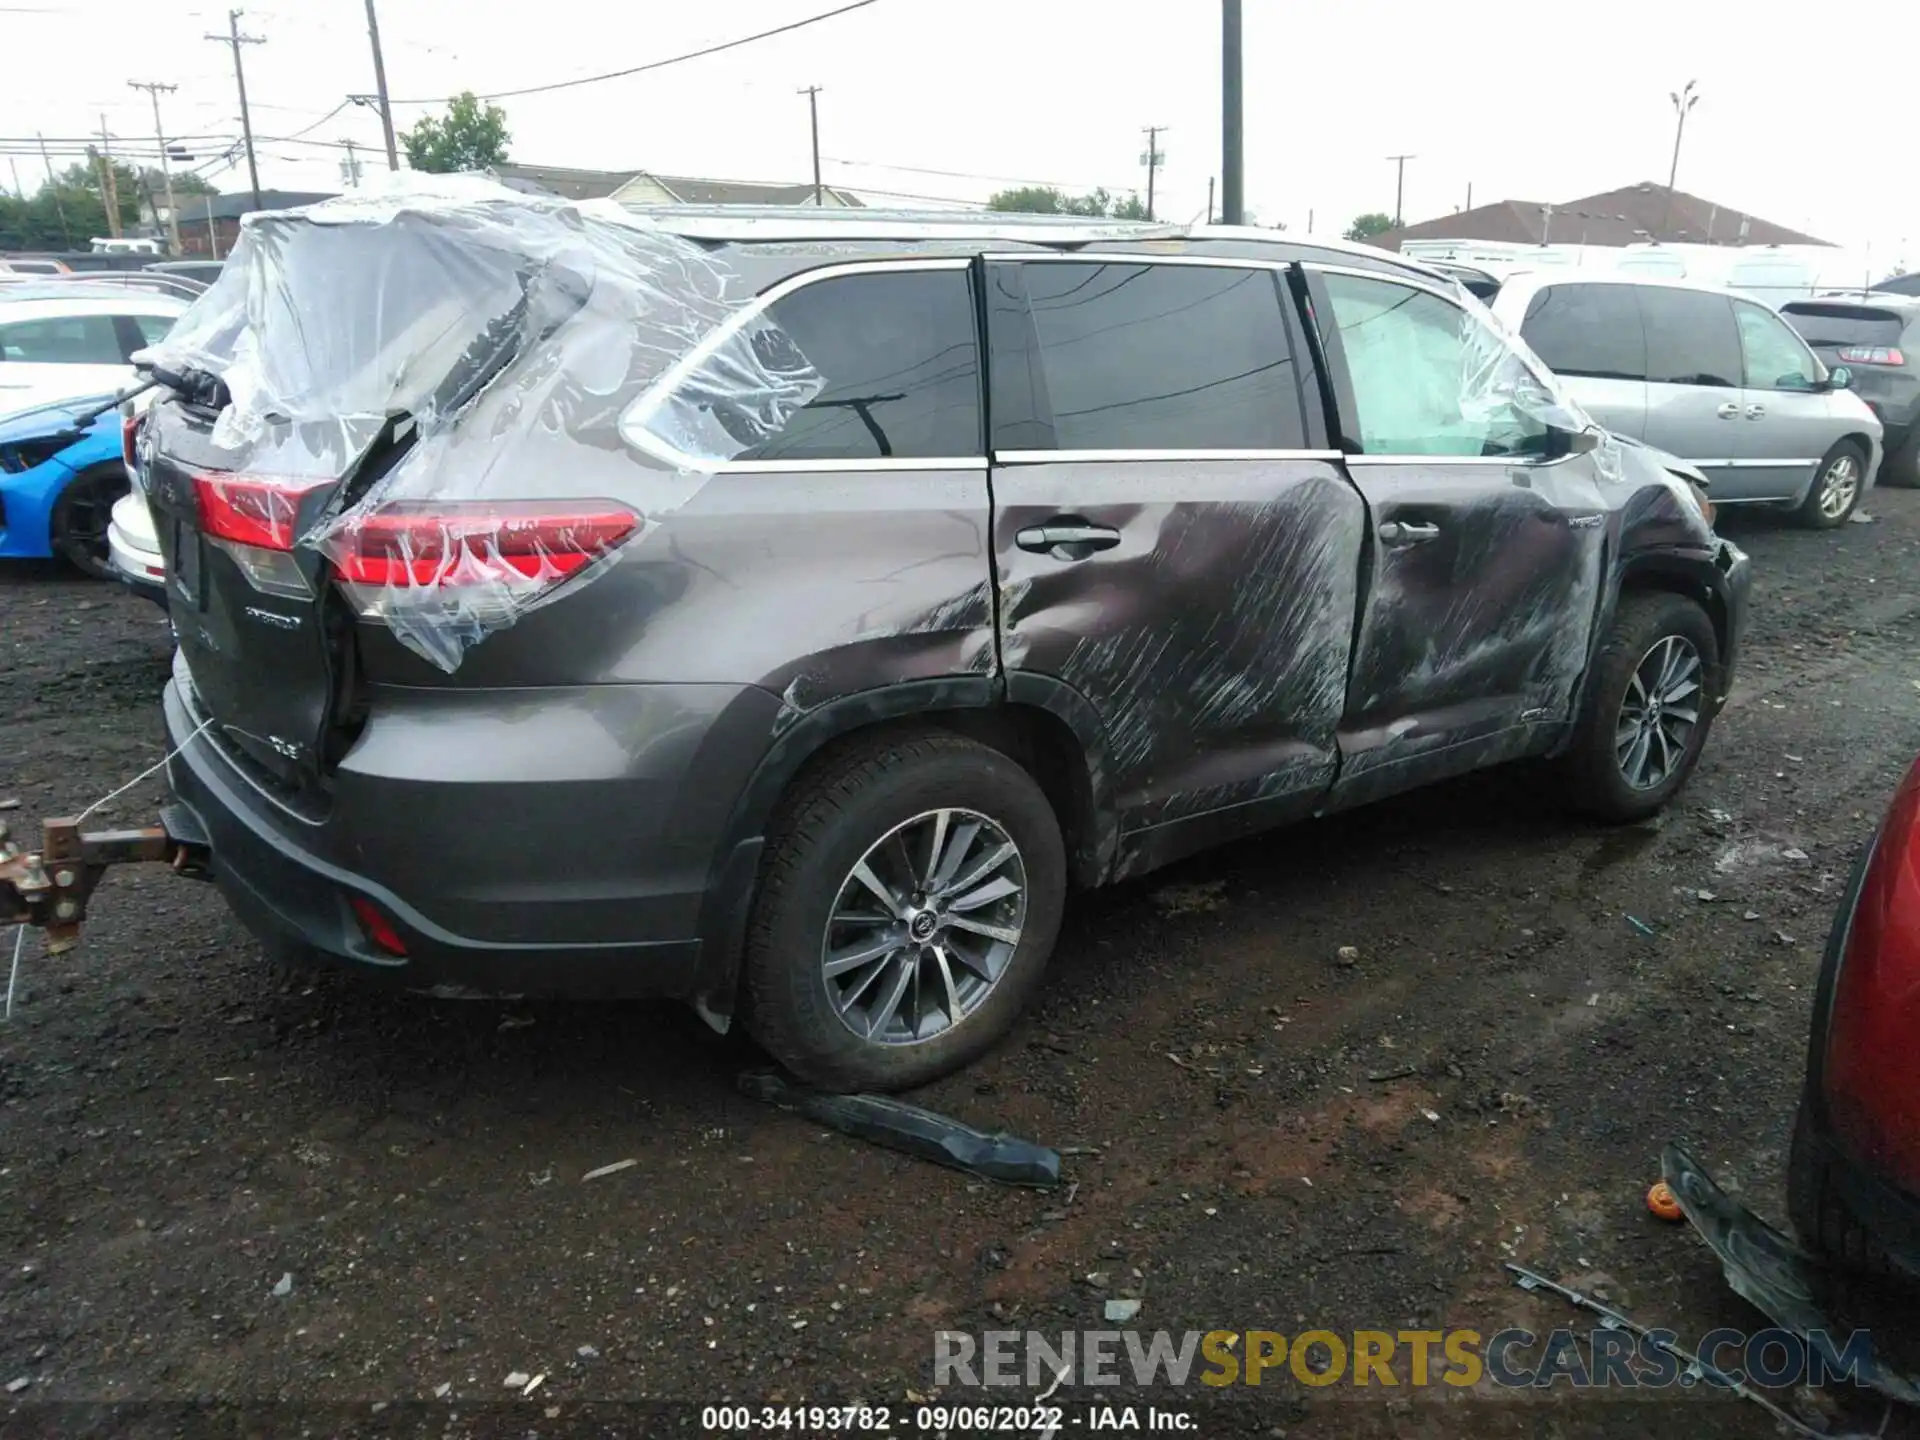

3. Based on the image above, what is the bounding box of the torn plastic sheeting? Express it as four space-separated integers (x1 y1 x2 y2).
739 1070 1062 1188
1661 1143 1920 1408
138 172 824 673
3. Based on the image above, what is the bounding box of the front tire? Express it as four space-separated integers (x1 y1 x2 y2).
743 731 1066 1092
51 463 129 580
1796 440 1867 528
1561 591 1720 822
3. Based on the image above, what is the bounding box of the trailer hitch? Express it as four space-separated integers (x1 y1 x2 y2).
1 815 209 954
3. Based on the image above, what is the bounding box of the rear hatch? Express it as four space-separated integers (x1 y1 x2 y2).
139 200 632 800
1780 301 1916 416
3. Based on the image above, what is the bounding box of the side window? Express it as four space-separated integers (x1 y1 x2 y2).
1733 302 1819 392
1015 261 1306 451
730 268 982 462
1317 270 1551 458
1636 287 1742 388
1519 284 1647 381
130 313 176 348
0 314 126 365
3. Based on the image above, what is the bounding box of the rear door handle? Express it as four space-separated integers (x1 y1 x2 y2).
1745 404 1767 420
1716 402 1741 419
1378 520 1440 547
1015 523 1121 556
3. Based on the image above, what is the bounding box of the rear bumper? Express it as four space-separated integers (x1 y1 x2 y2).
162 674 775 998
1713 537 1751 706
107 512 167 608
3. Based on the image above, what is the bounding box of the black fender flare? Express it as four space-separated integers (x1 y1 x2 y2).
689 672 1117 1028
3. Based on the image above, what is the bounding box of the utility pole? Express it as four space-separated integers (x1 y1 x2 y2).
363 0 400 169
798 86 823 205
129 80 183 255
205 193 220 259
1386 153 1415 227
1220 0 1244 225
1205 176 1215 224
98 116 122 237
7 157 21 201
340 137 364 188
1663 79 1699 239
1465 181 1473 211
1139 125 1166 221
36 133 72 248
208 10 265 212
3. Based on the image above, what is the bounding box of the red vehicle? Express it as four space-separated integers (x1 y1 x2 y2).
1791 754 1920 1276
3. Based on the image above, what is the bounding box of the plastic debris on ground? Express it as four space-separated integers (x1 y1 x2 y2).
1661 1143 1920 1408
739 1070 1061 1188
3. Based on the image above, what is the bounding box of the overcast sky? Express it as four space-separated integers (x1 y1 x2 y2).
2 0 1913 268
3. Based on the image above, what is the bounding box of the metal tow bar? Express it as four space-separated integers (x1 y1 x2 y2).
1 816 209 953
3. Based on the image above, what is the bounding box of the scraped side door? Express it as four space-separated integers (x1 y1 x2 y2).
985 255 1365 873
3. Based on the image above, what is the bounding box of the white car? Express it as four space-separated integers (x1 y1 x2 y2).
0 291 190 415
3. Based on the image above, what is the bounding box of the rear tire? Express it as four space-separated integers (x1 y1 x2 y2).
1796 440 1867 528
50 462 129 580
1560 591 1720 822
1787 1099 1890 1274
1880 430 1920 490
743 730 1066 1093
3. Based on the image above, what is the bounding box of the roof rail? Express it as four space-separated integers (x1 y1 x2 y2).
614 202 1187 245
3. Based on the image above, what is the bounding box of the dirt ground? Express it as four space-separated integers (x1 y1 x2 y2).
3 491 1919 1440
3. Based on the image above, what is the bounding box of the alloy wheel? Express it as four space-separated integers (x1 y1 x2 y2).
1615 635 1703 791
820 808 1028 1046
1817 453 1860 520
58 472 126 577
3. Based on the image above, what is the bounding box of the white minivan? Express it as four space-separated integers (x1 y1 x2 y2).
1491 273 1884 527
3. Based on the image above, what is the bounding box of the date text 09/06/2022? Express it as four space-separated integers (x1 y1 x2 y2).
701 1404 1193 1432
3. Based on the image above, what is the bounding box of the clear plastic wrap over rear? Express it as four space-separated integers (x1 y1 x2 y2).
139 173 823 671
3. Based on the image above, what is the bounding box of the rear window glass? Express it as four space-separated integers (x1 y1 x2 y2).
1781 305 1907 349
1520 284 1646 381
1013 261 1306 451
1636 287 1741 388
732 268 982 463
0 314 124 365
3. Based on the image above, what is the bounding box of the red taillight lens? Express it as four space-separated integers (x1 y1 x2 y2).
121 412 141 472
1837 345 1905 366
348 895 408 957
192 472 327 551
1823 760 1920 1192
327 501 640 590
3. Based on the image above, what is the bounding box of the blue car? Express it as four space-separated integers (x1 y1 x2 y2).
0 392 129 578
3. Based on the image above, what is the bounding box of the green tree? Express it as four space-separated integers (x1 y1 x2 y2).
1344 212 1395 241
0 158 145 251
403 91 511 174
988 185 1149 219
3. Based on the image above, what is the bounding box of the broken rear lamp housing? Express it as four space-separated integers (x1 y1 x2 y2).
1821 760 1920 1194
192 471 327 599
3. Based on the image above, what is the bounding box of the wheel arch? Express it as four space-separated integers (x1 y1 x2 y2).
690 674 1116 1029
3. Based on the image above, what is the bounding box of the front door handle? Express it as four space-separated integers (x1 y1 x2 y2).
1015 522 1122 557
1716 402 1741 419
1378 520 1440 547
1745 404 1767 420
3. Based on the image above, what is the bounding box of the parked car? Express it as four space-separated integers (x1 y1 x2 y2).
144 260 225 287
1781 295 1920 488
0 393 130 576
1788 752 1920 1279
106 400 166 605
1490 273 1884 527
138 194 1750 1091
1870 273 1920 298
0 291 190 414
0 256 73 276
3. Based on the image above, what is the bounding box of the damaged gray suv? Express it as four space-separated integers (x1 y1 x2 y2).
137 183 1750 1091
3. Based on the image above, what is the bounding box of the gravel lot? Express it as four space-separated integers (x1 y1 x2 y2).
2 493 1919 1439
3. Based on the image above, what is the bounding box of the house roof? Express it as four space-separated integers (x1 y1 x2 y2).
1368 181 1830 250
199 190 337 222
490 162 863 207
488 163 640 201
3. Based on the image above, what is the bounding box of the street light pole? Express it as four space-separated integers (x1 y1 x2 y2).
1220 0 1243 225
1663 80 1699 239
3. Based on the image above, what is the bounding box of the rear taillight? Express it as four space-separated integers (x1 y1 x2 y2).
192 471 328 599
326 501 640 591
120 412 140 473
1837 345 1905 366
1822 760 1920 1192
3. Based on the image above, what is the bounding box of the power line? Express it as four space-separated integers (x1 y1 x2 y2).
280 99 351 140
386 0 883 104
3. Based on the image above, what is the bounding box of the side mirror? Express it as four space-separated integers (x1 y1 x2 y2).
1564 425 1603 455
1828 366 1853 391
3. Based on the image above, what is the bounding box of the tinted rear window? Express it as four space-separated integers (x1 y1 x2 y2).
1012 261 1307 451
1519 284 1647 381
1637 287 1741 388
1781 304 1907 349
735 268 983 462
